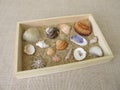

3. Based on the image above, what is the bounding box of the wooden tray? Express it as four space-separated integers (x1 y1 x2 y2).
15 14 114 79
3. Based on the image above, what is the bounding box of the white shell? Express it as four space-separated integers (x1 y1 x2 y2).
23 28 40 42
24 44 35 55
89 36 98 44
89 46 103 57
36 40 49 48
74 48 86 61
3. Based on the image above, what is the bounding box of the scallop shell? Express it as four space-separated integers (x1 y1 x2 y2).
89 46 103 57
24 44 35 55
89 36 98 44
23 28 40 42
74 48 86 61
36 40 49 48
46 27 59 39
31 59 46 69
59 24 71 35
56 40 68 50
70 35 88 46
51 55 61 62
47 48 55 56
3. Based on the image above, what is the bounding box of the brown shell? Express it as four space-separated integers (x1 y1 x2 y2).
74 19 92 36
56 40 68 50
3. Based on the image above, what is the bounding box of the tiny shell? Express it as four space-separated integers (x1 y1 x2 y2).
23 28 40 43
24 44 35 55
89 46 103 57
36 40 49 48
59 24 71 35
31 59 46 69
74 48 86 61
52 55 61 62
64 48 73 60
56 40 68 50
47 48 55 56
46 27 59 39
89 36 98 44
70 35 88 46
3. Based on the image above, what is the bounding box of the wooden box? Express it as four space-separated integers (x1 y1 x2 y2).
15 14 114 79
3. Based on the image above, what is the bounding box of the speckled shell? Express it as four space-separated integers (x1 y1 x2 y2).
47 48 55 56
56 40 68 50
23 28 40 43
59 24 71 35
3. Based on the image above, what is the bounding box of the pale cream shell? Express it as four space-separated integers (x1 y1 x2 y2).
24 44 35 55
23 28 40 43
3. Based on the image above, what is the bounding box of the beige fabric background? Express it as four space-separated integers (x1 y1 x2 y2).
0 0 120 90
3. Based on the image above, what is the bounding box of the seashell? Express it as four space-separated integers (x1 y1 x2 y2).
46 27 59 39
59 24 71 35
74 48 86 61
24 44 35 55
31 59 46 69
47 47 55 56
23 28 40 43
56 40 68 50
36 40 49 48
89 36 98 44
70 35 88 46
64 48 73 60
51 55 61 62
89 46 103 57
74 19 92 36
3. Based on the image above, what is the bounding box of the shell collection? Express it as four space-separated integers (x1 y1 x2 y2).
22 19 104 70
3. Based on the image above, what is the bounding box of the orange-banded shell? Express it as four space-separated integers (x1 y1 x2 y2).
56 40 68 50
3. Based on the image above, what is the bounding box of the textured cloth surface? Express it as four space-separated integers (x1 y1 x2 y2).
0 0 120 90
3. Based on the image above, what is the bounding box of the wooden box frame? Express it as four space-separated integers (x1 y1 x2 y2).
15 14 114 79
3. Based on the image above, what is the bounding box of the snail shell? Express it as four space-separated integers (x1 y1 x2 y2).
56 40 68 50
46 27 59 39
23 28 40 43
